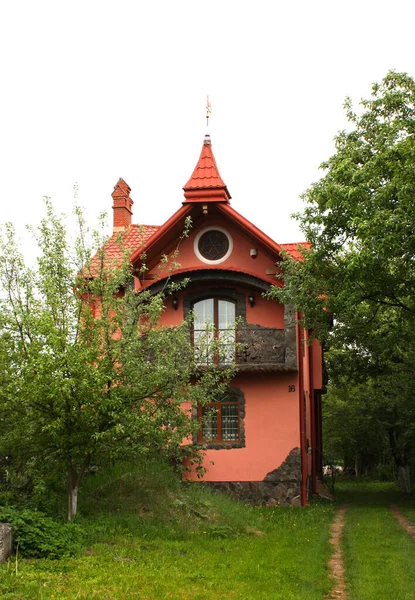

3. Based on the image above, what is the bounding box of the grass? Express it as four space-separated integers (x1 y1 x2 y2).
398 496 415 527
2 467 415 600
0 459 335 600
335 479 415 600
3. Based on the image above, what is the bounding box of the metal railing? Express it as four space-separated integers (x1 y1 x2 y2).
194 326 287 369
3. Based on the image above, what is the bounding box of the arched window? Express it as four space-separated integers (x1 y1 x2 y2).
193 298 236 365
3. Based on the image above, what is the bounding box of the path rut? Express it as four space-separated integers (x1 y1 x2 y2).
326 505 348 600
390 504 415 541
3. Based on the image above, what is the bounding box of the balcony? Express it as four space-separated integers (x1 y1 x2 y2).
194 325 297 372
236 326 295 372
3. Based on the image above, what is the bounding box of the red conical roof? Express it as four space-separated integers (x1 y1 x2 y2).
183 135 231 203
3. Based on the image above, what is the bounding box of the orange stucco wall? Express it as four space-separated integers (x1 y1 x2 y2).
186 372 300 482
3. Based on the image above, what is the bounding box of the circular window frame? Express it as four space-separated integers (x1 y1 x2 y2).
194 227 233 265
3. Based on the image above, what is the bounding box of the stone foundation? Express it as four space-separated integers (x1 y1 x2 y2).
0 523 13 563
206 447 302 507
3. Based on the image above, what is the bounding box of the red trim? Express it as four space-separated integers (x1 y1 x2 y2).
296 314 308 506
182 190 230 202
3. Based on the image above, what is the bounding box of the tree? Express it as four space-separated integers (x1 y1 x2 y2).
0 201 232 519
270 71 415 492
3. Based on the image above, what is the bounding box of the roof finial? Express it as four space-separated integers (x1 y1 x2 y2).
206 94 212 128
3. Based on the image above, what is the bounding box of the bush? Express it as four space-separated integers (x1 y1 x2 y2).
0 506 84 558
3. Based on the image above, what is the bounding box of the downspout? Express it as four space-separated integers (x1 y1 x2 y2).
309 343 317 495
296 313 308 506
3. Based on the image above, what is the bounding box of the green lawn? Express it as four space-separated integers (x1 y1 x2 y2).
0 459 335 600
0 504 335 600
336 480 415 600
1 470 415 600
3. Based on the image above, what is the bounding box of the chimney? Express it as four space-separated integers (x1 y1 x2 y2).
112 178 133 232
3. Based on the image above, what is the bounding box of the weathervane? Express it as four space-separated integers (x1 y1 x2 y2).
206 95 212 127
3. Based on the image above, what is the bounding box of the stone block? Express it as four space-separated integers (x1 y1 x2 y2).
266 498 278 507
0 523 13 563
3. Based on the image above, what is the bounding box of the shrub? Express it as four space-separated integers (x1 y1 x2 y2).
0 506 84 558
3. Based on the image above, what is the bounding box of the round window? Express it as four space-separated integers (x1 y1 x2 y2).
198 230 229 260
194 228 233 264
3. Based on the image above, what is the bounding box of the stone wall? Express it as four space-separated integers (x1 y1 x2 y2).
0 523 13 563
206 447 302 507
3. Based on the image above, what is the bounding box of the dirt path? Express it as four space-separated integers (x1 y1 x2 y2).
326 505 348 600
390 505 415 541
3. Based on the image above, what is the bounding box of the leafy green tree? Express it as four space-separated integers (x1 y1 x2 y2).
0 201 231 519
270 71 415 492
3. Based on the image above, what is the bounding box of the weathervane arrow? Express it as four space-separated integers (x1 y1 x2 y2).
206 95 212 127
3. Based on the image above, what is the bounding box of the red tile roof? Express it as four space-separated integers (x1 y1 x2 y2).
280 242 310 260
183 135 231 202
87 224 159 276
105 224 159 258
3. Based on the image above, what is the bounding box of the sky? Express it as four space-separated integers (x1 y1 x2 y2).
1 0 415 247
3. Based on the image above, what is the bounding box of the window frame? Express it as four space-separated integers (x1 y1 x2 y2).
194 227 233 265
192 296 236 365
184 288 246 366
198 394 240 443
194 387 246 449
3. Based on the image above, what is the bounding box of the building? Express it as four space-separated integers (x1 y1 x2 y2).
108 134 324 506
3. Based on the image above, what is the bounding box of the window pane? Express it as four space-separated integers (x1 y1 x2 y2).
218 300 235 363
202 406 217 440
221 403 239 441
218 300 235 329
194 299 214 364
194 298 214 327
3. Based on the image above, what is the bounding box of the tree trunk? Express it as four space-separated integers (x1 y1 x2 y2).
397 465 411 495
68 465 79 521
355 452 362 477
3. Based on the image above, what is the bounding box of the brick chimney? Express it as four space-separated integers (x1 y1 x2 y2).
112 178 133 232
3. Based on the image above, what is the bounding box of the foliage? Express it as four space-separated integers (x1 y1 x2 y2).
322 375 387 472
0 506 84 558
0 201 233 519
269 71 415 487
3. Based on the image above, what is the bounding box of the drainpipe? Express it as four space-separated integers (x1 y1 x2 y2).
309 342 317 495
296 313 308 506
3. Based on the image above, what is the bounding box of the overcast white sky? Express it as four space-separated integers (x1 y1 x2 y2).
1 0 414 246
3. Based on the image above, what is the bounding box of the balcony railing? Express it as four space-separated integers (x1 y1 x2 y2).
194 326 295 371
236 326 287 370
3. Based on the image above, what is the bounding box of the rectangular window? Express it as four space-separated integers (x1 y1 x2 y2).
199 395 240 443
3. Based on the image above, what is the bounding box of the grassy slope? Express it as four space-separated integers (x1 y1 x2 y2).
0 459 335 600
